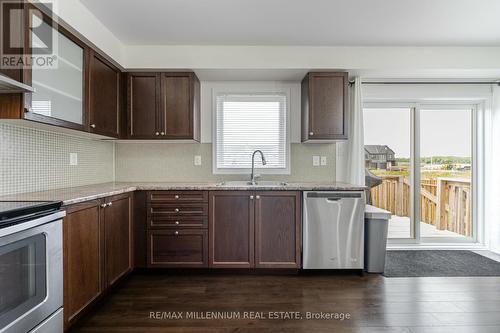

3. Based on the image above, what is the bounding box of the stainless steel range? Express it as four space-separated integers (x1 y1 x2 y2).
0 201 65 333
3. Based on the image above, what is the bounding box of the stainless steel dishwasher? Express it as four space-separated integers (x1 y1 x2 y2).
302 191 365 269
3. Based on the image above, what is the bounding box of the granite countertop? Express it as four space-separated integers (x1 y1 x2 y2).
0 181 366 206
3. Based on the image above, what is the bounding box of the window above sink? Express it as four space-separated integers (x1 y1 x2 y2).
212 86 291 175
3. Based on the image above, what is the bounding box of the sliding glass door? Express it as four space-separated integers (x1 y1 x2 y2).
419 106 474 242
363 107 414 239
364 103 476 244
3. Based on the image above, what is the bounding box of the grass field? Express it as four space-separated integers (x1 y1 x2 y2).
371 168 471 180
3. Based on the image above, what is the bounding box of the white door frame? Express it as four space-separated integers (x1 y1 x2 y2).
364 101 483 246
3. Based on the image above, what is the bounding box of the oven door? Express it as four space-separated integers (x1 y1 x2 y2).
0 217 63 333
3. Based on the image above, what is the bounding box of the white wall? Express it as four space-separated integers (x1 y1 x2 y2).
123 45 500 72
363 83 493 102
52 0 124 65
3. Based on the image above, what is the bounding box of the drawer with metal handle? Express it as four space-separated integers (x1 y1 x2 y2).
147 229 208 268
148 191 208 203
148 216 208 229
149 203 208 217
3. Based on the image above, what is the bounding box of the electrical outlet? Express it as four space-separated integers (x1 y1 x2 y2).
194 155 202 166
69 153 78 166
312 156 320 167
321 156 327 166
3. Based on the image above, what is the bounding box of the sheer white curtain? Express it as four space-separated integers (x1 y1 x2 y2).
336 77 365 186
486 84 500 254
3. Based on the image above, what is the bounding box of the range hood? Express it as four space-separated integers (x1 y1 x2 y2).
0 73 34 93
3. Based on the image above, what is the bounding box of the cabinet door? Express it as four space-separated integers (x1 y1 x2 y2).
88 51 120 137
255 191 301 268
0 0 24 82
127 73 160 138
103 194 132 287
209 191 254 268
148 229 208 268
63 201 102 327
303 72 348 140
26 9 87 131
161 73 192 138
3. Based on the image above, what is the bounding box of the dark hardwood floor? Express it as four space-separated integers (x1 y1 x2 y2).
69 271 500 333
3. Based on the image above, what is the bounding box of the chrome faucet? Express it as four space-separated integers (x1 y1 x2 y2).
250 150 267 185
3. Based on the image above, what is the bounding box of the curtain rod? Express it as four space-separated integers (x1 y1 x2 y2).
349 81 500 85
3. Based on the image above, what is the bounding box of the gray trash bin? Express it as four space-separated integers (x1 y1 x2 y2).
364 205 392 273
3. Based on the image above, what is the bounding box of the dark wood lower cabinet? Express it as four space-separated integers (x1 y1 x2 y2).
63 193 132 330
146 191 209 268
103 193 133 287
209 191 301 269
209 191 255 268
148 229 208 267
64 190 301 329
63 200 102 329
255 191 301 268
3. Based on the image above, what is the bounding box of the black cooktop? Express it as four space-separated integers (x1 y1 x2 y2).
0 201 62 228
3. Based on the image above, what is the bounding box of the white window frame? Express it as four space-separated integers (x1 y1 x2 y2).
212 86 291 175
364 100 484 247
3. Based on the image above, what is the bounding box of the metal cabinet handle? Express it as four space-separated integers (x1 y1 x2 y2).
175 221 179 225
155 132 160 136
107 202 112 207
174 208 180 212
100 203 107 208
90 124 96 128
250 195 254 200
161 132 165 135
174 231 179 236
256 195 260 199
174 195 180 199
309 132 314 136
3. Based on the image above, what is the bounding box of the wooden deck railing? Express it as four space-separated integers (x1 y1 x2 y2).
370 176 472 237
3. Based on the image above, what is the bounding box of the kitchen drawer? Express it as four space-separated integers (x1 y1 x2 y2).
148 229 208 268
149 203 208 217
149 216 208 229
148 191 208 203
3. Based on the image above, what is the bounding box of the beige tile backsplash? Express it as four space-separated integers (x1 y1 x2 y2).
115 143 336 183
0 123 114 196
1 123 336 195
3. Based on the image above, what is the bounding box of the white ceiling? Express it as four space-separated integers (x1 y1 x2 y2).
79 0 500 46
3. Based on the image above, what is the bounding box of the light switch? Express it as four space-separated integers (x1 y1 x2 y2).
313 156 320 167
69 153 78 166
194 155 202 166
321 156 327 166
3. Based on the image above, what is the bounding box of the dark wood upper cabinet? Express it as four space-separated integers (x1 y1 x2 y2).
63 200 102 329
103 193 132 287
255 191 301 268
301 72 349 141
127 72 200 140
0 0 24 83
0 3 89 131
127 72 160 139
209 191 254 268
88 51 120 138
160 72 200 140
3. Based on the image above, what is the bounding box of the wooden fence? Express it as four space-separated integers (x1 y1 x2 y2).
371 176 472 237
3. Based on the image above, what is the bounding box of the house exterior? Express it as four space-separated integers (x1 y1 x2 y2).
365 145 396 170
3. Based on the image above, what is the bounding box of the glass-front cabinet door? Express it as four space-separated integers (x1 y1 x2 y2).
25 10 86 130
